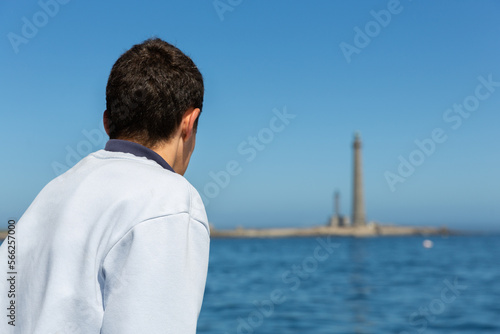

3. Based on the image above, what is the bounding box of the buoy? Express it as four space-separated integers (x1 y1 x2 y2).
423 239 433 248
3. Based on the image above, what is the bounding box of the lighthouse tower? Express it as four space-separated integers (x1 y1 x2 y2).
329 191 350 227
352 132 366 227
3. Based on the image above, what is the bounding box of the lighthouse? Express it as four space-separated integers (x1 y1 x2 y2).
352 132 366 227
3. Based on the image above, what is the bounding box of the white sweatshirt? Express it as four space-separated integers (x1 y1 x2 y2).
0 141 210 333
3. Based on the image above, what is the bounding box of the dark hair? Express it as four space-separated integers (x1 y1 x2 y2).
105 38 204 147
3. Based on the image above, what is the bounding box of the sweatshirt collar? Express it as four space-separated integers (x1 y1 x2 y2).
104 139 175 173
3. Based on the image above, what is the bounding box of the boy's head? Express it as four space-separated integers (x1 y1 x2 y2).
104 38 204 149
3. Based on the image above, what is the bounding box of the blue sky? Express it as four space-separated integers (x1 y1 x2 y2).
1 0 499 231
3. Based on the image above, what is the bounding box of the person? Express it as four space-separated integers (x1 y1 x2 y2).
0 38 210 333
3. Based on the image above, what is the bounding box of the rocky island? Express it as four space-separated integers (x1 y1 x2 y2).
210 223 450 238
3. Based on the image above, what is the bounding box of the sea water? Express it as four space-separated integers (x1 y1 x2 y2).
198 235 500 333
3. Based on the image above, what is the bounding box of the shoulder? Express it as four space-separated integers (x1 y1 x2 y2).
122 161 209 235
48 149 209 235
153 173 209 235
184 180 209 234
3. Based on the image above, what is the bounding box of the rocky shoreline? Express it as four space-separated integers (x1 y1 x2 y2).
210 223 451 238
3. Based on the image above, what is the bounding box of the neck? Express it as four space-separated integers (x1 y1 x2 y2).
151 137 182 173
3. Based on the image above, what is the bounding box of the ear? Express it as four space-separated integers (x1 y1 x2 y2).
103 110 111 136
181 108 201 141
